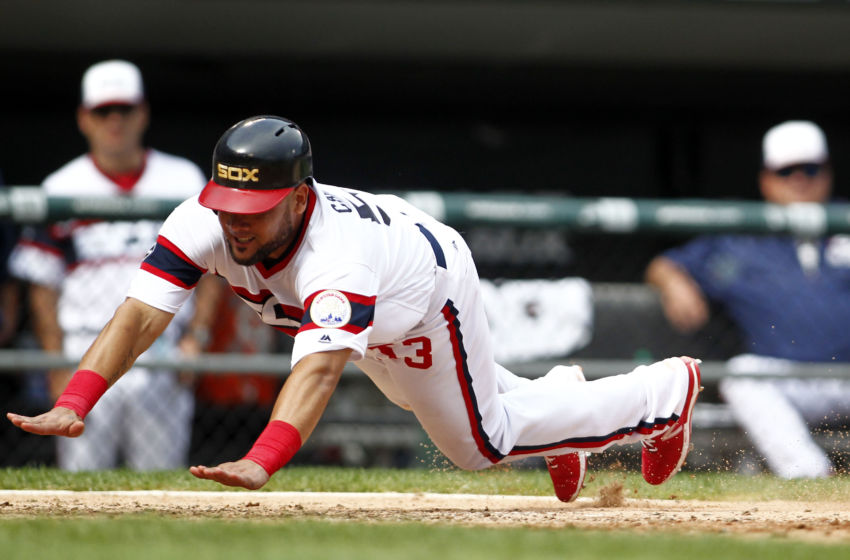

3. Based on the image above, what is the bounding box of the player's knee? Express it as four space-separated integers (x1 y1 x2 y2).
446 452 494 471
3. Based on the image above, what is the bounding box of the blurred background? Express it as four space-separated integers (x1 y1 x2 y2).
4 0 850 278
2 0 850 472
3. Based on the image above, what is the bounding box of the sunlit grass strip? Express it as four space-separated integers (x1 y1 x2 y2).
2 466 849 502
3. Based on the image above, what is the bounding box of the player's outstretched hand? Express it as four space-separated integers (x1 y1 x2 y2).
189 459 270 490
6 407 85 437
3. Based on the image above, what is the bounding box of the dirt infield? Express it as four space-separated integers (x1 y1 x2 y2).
2 489 850 542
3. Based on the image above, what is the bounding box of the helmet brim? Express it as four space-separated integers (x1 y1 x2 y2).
199 180 293 214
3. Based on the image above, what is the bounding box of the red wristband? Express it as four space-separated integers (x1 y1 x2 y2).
53 369 109 419
243 420 302 476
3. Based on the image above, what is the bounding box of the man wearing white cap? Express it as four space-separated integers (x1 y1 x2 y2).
646 120 850 478
9 60 219 470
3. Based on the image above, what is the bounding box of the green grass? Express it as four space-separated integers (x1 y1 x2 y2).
2 466 849 501
2 467 849 560
1 516 848 560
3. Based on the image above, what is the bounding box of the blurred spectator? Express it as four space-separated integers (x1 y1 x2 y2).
8 59 219 470
0 171 34 466
646 120 850 478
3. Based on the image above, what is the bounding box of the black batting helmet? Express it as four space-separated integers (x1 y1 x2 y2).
199 115 313 214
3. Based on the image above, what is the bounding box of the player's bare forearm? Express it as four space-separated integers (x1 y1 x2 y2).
29 283 63 353
645 256 710 332
78 297 174 383
26 284 75 400
7 298 174 436
269 348 351 441
189 348 351 490
47 369 74 402
0 280 20 346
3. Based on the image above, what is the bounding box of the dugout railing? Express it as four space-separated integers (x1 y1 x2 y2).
4 187 850 235
2 188 850 471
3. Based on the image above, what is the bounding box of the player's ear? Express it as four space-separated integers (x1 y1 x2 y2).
292 183 310 214
137 101 151 130
76 105 90 134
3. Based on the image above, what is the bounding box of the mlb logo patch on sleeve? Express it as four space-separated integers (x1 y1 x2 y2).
310 290 352 328
300 289 375 335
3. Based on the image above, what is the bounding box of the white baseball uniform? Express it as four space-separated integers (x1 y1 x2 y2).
129 181 692 469
10 149 205 470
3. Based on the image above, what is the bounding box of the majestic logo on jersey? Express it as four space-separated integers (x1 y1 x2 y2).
309 290 352 328
217 163 259 183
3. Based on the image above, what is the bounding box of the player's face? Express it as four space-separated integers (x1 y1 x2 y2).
218 185 310 266
77 103 149 158
760 163 832 205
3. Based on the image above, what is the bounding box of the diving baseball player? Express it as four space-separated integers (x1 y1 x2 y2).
8 116 702 500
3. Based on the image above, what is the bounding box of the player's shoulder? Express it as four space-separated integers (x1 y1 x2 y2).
313 181 348 199
159 195 221 251
42 154 99 193
134 150 206 197
168 194 216 223
146 149 206 182
706 234 770 253
310 181 349 221
146 149 202 170
667 234 765 268
313 182 392 214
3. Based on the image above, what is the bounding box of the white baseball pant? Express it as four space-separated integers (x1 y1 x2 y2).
356 224 692 470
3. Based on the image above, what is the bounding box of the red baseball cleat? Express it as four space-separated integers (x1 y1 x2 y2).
545 451 587 502
641 356 702 485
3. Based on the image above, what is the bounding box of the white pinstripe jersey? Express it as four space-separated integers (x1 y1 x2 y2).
128 182 449 366
9 150 205 334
